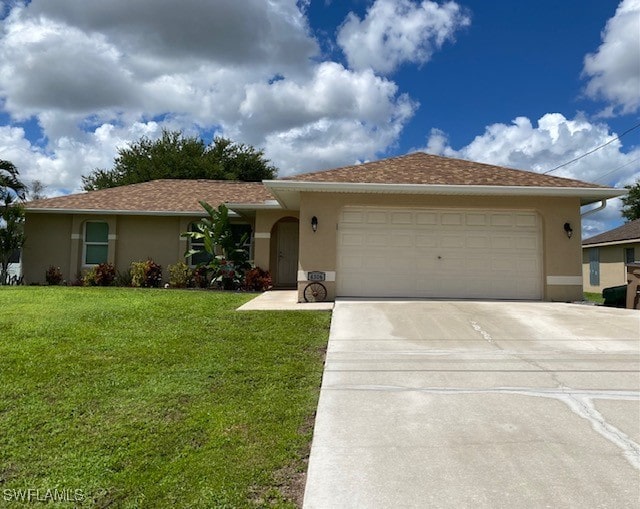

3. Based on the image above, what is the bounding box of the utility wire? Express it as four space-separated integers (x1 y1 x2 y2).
542 121 640 175
593 155 640 183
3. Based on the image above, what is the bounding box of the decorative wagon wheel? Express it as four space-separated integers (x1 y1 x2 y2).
303 282 327 302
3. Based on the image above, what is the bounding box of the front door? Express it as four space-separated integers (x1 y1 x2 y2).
276 221 299 287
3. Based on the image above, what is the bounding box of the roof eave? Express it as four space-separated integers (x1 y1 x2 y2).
582 238 640 248
24 208 241 218
225 200 283 211
263 180 626 209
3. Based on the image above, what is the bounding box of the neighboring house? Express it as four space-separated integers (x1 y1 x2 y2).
7 248 21 282
582 219 640 293
23 152 623 301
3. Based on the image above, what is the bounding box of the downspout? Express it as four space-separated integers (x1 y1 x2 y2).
581 199 608 218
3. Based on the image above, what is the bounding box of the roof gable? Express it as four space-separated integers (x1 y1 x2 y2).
286 152 606 188
25 179 274 215
583 219 640 246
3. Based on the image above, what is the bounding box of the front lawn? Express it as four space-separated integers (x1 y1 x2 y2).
0 287 331 508
583 291 604 304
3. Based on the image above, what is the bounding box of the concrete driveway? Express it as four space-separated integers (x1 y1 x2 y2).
303 300 640 508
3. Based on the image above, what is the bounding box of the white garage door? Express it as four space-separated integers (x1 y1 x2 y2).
337 207 542 299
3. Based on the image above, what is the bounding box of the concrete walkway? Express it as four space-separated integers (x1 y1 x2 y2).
236 290 333 311
303 300 640 508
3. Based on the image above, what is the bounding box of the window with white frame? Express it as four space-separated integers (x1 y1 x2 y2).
188 223 212 266
84 222 109 265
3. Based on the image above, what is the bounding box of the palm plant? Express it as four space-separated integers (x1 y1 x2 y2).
182 202 251 289
0 160 26 200
0 160 26 285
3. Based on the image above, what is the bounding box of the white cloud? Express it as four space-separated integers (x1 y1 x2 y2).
337 0 470 74
0 121 168 193
583 0 640 114
419 113 640 236
0 1 419 188
28 0 318 71
236 62 417 173
0 13 140 117
421 113 640 187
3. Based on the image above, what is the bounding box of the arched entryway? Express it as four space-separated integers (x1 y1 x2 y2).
270 217 299 288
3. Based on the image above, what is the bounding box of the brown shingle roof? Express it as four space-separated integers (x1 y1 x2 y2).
25 179 274 214
582 219 640 245
286 152 606 188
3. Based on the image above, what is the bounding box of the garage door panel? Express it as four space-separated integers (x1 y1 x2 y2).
491 256 517 271
490 213 515 227
464 257 489 271
339 254 363 270
441 213 463 225
363 256 387 270
340 232 364 246
416 235 438 248
392 232 414 247
337 207 542 299
516 214 537 227
366 211 387 223
466 213 487 226
466 236 489 249
341 210 364 223
391 211 413 224
491 236 513 249
517 256 539 270
515 236 538 250
366 233 388 247
416 212 438 225
440 236 465 249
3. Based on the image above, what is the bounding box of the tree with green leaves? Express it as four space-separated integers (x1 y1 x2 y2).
621 180 640 222
82 131 277 190
0 159 26 285
1 159 26 199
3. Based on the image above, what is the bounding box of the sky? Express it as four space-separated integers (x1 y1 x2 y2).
0 0 638 237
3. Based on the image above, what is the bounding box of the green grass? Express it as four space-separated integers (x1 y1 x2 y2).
0 287 331 508
583 291 604 304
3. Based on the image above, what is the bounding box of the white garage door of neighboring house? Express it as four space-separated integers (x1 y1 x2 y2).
337 207 542 299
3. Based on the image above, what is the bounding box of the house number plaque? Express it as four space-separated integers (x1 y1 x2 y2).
307 271 326 282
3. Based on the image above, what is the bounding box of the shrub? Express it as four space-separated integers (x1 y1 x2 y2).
93 263 116 286
82 263 116 286
115 269 133 287
168 261 192 288
45 265 63 285
130 259 163 288
82 267 98 286
191 266 210 288
243 267 272 292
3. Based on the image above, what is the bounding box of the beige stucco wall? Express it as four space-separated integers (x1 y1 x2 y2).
582 242 640 293
22 214 73 284
253 209 300 279
23 212 265 285
296 192 584 302
115 216 183 275
23 213 246 284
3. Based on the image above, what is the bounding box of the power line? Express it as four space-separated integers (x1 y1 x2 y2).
542 121 640 175
593 155 640 183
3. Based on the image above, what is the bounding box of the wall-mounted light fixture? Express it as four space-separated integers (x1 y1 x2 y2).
563 222 573 238
311 216 318 233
